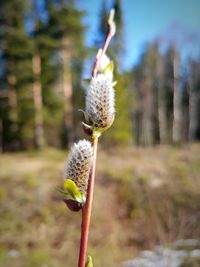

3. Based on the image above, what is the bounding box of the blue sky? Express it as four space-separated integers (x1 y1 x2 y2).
77 0 200 70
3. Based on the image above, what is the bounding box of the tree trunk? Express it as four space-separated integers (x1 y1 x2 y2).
189 90 198 141
0 119 2 153
188 62 200 141
32 52 44 149
141 84 154 146
172 52 182 143
7 72 18 131
7 69 19 150
60 37 74 146
157 55 168 144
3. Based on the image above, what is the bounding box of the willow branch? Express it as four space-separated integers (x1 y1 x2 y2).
78 138 98 267
92 9 116 78
78 9 115 267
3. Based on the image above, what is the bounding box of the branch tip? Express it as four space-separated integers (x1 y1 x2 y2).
108 8 116 37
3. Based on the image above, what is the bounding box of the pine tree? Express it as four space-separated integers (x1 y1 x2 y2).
131 43 161 145
98 0 107 45
112 0 124 59
155 45 168 144
0 0 33 150
34 0 64 148
31 1 45 149
46 0 85 147
188 59 200 141
172 47 182 143
29 0 66 149
162 47 175 143
182 75 189 142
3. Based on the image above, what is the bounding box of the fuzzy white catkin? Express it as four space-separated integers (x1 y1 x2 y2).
85 74 115 129
65 140 93 195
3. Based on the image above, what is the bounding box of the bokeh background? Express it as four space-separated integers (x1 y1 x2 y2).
0 0 200 266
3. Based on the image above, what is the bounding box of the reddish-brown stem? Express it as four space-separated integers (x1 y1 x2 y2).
92 29 113 78
78 10 115 267
78 138 98 267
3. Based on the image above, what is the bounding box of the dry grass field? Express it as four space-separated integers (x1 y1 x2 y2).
0 144 200 266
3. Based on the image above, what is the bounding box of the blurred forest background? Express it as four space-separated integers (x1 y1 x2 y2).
0 0 200 151
0 0 200 267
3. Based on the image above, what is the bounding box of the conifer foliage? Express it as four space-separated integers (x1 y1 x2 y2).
0 1 200 151
0 0 85 151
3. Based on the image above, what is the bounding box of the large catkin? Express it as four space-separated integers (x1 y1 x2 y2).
65 140 93 195
85 74 115 129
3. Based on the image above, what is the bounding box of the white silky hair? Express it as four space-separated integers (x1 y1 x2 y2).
85 74 115 128
65 140 93 195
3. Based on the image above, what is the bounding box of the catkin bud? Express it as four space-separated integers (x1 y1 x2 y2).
98 54 110 72
65 140 93 195
85 74 115 129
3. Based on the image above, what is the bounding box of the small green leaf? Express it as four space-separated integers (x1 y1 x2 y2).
112 81 117 87
86 256 93 267
102 61 114 77
57 188 70 198
92 128 102 139
78 109 89 122
64 179 84 203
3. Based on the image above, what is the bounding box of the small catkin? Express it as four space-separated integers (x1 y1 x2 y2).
85 74 115 129
65 140 93 195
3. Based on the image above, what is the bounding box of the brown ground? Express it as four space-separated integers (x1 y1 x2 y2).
0 144 200 267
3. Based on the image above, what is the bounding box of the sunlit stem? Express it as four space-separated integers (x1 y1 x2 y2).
78 138 98 267
92 9 115 78
78 8 115 267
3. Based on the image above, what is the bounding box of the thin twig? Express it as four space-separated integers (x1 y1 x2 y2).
78 9 115 267
78 138 98 267
92 9 115 78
